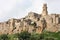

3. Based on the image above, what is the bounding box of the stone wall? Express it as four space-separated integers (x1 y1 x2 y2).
0 3 60 34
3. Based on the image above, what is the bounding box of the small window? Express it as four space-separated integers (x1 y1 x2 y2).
13 27 16 30
17 20 20 23
6 22 8 24
52 18 53 23
37 18 40 21
23 18 25 19
58 18 60 24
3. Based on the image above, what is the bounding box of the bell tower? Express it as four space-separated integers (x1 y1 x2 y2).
42 3 48 16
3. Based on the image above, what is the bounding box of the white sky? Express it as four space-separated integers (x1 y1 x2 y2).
0 0 60 22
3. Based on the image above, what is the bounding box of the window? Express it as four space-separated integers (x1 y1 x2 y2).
17 20 21 23
6 22 8 24
13 27 16 30
58 18 60 24
52 18 53 23
37 18 40 21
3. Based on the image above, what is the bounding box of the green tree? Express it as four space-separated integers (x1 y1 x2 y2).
8 34 19 40
30 33 44 40
0 34 8 40
45 37 55 40
18 31 31 40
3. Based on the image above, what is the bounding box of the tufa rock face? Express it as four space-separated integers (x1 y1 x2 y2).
0 3 60 34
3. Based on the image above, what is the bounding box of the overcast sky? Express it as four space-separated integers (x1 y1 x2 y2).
0 0 60 22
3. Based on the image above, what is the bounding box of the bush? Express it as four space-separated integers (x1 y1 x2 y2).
0 34 8 40
18 31 31 40
0 31 60 40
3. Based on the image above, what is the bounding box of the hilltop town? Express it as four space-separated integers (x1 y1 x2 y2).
0 3 60 34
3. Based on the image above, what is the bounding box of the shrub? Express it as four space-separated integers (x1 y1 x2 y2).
0 34 8 40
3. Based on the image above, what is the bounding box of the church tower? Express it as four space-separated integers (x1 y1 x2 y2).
42 3 48 16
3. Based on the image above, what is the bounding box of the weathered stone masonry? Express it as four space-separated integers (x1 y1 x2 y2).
0 3 60 34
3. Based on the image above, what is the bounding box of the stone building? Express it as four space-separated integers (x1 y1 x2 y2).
0 3 60 34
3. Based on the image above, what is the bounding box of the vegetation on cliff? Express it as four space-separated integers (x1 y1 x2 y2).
0 31 60 40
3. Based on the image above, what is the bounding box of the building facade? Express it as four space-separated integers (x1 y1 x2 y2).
0 3 60 34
